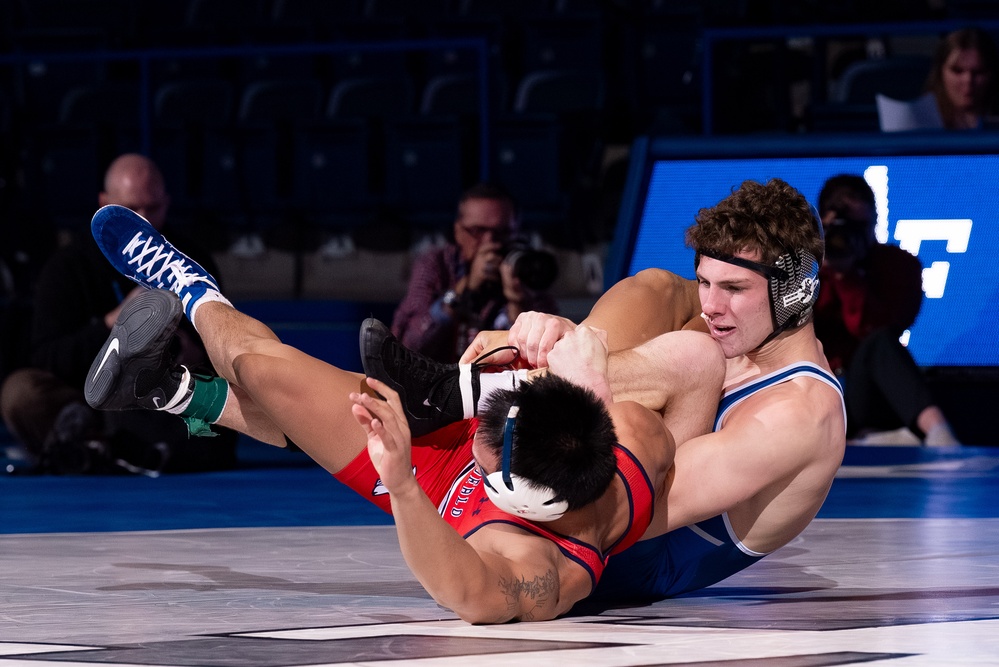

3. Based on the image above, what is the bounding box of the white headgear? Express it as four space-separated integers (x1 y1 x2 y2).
481 405 569 522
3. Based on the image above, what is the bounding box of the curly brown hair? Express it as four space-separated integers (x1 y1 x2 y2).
686 178 823 266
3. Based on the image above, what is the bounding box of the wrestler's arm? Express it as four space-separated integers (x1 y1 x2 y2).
654 380 844 542
380 470 566 623
350 378 567 623
460 269 702 367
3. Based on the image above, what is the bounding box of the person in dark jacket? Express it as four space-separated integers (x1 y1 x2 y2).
813 174 960 446
0 154 237 472
391 183 559 362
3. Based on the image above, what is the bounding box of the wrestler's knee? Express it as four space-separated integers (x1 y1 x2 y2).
231 347 306 399
230 352 276 395
674 331 725 386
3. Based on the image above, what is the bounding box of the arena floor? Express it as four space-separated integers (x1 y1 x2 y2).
2 443 998 667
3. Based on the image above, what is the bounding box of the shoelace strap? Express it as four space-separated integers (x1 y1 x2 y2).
426 346 521 417
123 232 197 287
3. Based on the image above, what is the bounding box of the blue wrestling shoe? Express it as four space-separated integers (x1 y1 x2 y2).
91 204 227 321
85 289 192 412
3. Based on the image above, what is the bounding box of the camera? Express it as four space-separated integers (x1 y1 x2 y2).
503 239 559 291
823 217 872 263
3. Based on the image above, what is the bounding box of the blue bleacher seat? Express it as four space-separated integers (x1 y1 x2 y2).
513 68 605 114
326 76 414 119
58 82 140 127
420 73 480 116
835 55 933 105
291 119 376 233
237 78 323 125
22 126 103 233
383 117 467 232
490 115 566 232
520 16 605 72
154 79 235 126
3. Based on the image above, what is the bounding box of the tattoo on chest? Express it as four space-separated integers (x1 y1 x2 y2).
499 569 559 620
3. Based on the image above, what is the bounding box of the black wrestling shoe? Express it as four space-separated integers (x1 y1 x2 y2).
360 318 520 437
85 289 191 412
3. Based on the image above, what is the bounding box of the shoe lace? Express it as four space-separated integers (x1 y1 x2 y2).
471 346 521 370
123 231 200 292
167 261 215 294
425 346 521 415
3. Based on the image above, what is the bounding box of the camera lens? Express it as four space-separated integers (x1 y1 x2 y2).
506 248 559 291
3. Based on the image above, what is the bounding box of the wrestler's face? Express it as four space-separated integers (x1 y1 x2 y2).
696 253 773 358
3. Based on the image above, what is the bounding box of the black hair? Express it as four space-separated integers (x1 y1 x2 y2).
475 374 618 511
818 174 876 219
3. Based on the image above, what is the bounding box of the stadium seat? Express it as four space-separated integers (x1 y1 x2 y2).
383 117 467 233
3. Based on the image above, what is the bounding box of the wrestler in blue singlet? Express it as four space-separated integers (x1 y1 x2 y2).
589 362 844 602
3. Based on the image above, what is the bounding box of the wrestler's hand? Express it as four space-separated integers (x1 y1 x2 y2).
547 325 613 405
508 311 577 369
459 330 522 366
350 377 418 495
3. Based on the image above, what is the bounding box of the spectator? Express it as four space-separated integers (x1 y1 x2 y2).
0 154 238 473
926 27 999 129
391 183 559 362
813 174 960 446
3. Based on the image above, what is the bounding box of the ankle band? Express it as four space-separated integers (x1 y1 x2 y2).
180 375 230 437
458 364 475 418
184 375 229 422
478 370 527 409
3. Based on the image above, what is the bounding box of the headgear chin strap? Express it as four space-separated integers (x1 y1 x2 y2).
481 405 569 522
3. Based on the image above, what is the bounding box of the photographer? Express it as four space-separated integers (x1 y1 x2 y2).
392 183 558 362
814 174 960 446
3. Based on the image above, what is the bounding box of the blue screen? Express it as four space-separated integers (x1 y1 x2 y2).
625 153 999 367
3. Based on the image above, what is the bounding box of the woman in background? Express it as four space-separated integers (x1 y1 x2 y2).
926 27 999 129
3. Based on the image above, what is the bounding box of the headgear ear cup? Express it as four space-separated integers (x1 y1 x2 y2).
768 249 820 330
481 405 569 522
767 204 823 333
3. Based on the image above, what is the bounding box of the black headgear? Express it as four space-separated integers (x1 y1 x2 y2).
697 206 823 346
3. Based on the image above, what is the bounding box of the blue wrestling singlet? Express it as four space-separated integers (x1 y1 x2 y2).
590 362 845 602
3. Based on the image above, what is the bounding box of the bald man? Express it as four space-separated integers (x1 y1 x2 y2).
0 154 236 474
100 153 171 230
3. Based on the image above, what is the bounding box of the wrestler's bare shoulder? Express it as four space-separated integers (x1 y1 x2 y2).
628 268 697 295
726 372 846 462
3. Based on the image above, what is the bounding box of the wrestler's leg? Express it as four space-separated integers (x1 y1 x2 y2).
606 330 724 446
191 301 368 474
89 205 370 473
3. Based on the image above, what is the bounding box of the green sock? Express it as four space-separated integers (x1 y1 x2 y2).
179 374 229 438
